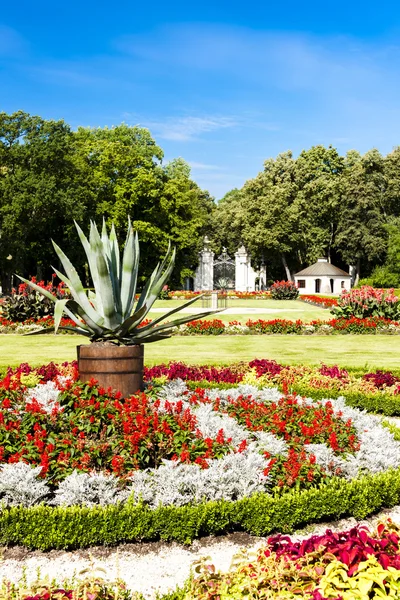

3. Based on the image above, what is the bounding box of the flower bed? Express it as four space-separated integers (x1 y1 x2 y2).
179 316 400 335
3 315 400 335
186 521 400 599
300 294 338 308
147 359 400 415
1 361 400 550
167 290 271 299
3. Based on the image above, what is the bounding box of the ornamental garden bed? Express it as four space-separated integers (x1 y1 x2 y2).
2 315 400 335
2 360 400 552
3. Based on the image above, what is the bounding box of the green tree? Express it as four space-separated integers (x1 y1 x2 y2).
0 111 89 293
294 145 344 263
240 151 300 280
73 127 214 285
335 149 388 284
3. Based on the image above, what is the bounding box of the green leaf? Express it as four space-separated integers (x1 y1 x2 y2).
53 299 70 333
51 240 105 326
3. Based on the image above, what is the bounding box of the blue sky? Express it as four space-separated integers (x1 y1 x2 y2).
1 1 400 199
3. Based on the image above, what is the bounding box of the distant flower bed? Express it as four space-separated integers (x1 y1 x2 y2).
0 360 399 510
3 315 400 335
300 294 339 308
0 314 76 333
168 290 271 299
333 285 400 320
179 316 400 335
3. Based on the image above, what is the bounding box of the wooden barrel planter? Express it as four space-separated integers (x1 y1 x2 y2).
77 344 144 396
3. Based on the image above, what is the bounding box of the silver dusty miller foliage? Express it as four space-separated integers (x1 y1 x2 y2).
0 462 50 507
53 470 127 507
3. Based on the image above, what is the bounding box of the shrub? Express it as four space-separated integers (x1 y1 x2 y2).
332 285 400 320
371 266 400 288
1 277 70 322
270 280 299 300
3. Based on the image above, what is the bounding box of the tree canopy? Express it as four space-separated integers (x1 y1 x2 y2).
0 112 213 291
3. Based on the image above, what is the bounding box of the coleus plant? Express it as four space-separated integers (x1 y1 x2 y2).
17 219 219 345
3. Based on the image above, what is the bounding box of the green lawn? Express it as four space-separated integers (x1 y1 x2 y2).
1 333 400 371
148 298 329 323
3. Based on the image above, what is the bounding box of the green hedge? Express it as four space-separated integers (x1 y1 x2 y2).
2 468 400 550
288 383 400 416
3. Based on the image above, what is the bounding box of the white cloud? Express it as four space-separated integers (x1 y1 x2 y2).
187 161 222 170
142 115 237 141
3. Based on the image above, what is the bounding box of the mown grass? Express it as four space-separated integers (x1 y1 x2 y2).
149 298 329 323
1 333 400 370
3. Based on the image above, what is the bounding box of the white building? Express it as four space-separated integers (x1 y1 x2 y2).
294 258 352 295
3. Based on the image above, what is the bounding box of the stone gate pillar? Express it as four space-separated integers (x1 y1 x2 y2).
235 245 256 292
194 236 214 291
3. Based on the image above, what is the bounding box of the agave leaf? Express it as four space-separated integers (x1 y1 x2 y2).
135 294 205 332
135 244 175 316
135 260 160 311
115 305 149 337
17 275 92 333
67 299 106 335
52 240 105 326
75 221 103 315
51 267 105 334
101 219 122 317
120 228 139 319
54 299 70 334
86 223 121 329
109 223 121 286
139 246 176 315
132 308 223 339
24 326 92 337
133 329 176 343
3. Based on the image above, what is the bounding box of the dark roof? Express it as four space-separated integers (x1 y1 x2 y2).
295 261 351 277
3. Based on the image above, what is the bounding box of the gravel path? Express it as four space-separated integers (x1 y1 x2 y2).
2 505 400 598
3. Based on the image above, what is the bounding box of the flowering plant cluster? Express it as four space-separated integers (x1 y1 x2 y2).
2 360 400 508
300 294 338 308
1 276 70 322
179 316 400 335
0 575 134 600
168 290 271 299
146 359 400 399
186 521 400 599
270 280 300 300
3 314 400 336
332 285 400 320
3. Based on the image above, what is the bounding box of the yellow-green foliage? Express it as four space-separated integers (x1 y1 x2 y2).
318 555 400 599
19 372 41 387
183 549 325 599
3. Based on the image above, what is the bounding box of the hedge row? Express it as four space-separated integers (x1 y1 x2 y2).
288 383 400 416
2 468 400 550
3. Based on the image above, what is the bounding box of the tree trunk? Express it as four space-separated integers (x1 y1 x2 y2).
327 222 334 263
0 273 11 295
349 259 360 287
281 254 293 281
354 258 360 287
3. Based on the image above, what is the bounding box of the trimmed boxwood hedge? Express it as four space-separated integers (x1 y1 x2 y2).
2 467 400 550
288 383 400 416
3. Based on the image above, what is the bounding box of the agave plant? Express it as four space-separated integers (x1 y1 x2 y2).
17 219 219 344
